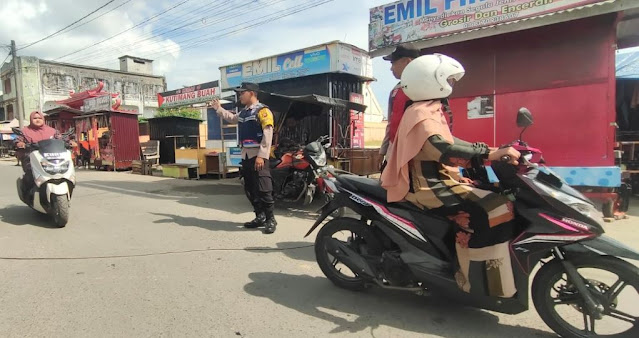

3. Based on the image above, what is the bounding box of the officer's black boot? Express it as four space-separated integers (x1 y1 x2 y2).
244 211 266 228
263 210 277 234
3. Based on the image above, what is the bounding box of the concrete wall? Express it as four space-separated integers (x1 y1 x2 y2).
363 82 384 123
119 57 153 75
19 57 41 114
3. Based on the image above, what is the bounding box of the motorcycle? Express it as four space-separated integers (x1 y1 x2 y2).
237 91 367 217
271 135 326 202
12 127 76 228
266 135 344 218
305 108 639 337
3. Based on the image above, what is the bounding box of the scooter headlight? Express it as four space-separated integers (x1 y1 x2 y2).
41 159 70 175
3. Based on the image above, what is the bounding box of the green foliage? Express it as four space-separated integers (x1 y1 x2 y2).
155 107 201 119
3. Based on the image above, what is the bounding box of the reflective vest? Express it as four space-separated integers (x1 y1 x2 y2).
237 103 268 148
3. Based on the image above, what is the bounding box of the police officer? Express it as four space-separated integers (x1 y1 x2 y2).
210 82 277 234
380 44 420 162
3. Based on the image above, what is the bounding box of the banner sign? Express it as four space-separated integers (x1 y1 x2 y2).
158 80 220 108
336 44 374 79
82 95 112 112
227 147 242 167
349 93 365 149
369 0 605 51
221 46 331 89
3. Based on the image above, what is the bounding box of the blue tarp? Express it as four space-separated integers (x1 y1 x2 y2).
616 50 639 79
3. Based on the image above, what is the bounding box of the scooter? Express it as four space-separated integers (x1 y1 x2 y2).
13 127 76 228
305 108 639 338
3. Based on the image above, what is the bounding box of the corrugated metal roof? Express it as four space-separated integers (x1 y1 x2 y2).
371 0 637 57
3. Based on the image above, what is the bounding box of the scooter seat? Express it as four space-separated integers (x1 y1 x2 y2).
269 159 282 168
336 175 387 201
336 174 424 212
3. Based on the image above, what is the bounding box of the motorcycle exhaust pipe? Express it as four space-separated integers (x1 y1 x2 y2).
324 238 376 279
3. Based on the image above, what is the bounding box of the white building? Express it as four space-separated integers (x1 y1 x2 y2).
1 55 166 121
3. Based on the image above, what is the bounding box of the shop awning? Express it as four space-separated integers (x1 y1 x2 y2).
258 92 367 117
43 106 85 116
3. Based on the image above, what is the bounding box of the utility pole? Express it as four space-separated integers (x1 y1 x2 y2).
10 40 23 128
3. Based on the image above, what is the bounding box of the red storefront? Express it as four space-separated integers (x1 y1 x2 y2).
369 0 639 214
45 82 141 170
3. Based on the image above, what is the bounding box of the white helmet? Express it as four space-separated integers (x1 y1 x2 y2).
401 54 465 101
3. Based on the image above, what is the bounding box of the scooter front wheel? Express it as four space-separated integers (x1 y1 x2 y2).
51 194 70 228
532 255 639 337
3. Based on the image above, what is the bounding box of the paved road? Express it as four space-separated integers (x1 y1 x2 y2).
0 161 637 337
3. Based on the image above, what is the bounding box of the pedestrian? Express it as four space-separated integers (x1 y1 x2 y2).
210 82 277 234
379 43 420 171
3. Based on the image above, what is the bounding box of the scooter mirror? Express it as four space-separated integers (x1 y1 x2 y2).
11 127 23 136
517 108 534 128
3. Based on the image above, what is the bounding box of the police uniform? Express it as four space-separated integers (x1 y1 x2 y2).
216 83 277 233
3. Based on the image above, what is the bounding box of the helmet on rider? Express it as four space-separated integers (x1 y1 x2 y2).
401 54 465 102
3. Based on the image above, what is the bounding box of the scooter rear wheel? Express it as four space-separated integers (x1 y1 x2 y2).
315 218 369 291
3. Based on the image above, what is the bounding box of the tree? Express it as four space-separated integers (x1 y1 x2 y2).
155 107 202 119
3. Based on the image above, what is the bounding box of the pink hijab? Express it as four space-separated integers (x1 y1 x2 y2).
21 111 59 143
381 100 454 202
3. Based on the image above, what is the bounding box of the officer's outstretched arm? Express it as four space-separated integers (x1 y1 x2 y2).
216 107 239 123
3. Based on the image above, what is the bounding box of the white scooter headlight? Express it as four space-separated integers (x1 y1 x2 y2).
41 159 70 175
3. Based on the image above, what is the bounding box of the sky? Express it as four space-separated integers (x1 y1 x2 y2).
0 0 395 116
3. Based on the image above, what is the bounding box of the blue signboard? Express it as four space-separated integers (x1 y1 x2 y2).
222 47 331 89
227 147 243 167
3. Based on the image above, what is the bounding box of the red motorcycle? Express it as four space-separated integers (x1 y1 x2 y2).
269 135 342 215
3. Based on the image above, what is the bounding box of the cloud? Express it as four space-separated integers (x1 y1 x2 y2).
1 0 395 116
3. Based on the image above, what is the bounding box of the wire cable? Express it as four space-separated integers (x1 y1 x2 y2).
0 244 314 261
54 0 192 61
17 0 117 51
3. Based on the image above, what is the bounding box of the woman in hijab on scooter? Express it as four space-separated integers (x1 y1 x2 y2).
15 111 61 192
381 54 521 298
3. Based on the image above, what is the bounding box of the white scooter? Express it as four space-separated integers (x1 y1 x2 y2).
12 127 76 228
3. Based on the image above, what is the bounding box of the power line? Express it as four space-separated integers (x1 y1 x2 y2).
64 0 224 63
71 0 286 66
66 0 232 64
55 0 133 37
70 0 236 63
1 52 11 66
86 0 323 68
17 0 117 51
54 0 192 61
115 0 334 65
